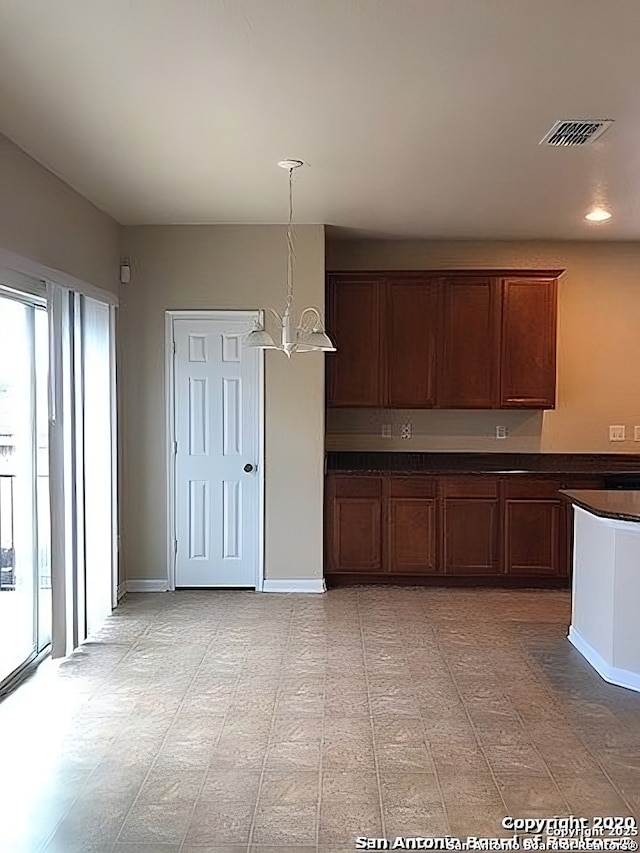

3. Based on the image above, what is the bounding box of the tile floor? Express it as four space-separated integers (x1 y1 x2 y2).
0 587 638 853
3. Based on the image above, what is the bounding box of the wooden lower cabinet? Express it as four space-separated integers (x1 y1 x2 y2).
504 499 564 576
325 472 604 584
388 477 438 573
326 476 383 573
442 477 500 575
503 480 570 578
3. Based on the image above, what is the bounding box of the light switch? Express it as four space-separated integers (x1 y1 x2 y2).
634 426 640 442
496 425 508 439
609 425 626 441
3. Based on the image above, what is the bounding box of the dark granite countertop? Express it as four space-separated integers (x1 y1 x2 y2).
326 452 640 476
560 490 640 523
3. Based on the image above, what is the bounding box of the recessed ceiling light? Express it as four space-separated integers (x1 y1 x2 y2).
585 207 612 222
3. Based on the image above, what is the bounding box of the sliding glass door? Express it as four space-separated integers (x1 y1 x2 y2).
0 268 117 688
35 308 51 649
0 275 117 689
0 293 50 687
48 285 117 659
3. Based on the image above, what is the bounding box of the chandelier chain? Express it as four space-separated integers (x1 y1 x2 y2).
286 167 296 311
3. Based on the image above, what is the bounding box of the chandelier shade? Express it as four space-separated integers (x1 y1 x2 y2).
244 322 279 350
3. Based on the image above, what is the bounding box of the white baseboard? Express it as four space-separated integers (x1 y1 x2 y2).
568 626 640 693
125 579 169 593
121 578 326 595
116 582 127 600
261 578 326 594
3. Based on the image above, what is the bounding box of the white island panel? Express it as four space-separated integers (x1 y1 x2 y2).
568 504 640 692
613 530 640 674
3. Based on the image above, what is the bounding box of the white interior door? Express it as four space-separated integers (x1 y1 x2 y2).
173 315 261 588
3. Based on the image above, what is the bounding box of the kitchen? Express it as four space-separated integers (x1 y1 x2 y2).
323 245 640 584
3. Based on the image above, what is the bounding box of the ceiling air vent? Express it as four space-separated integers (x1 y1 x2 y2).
539 119 614 146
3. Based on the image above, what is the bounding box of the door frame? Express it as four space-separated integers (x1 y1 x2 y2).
165 310 265 592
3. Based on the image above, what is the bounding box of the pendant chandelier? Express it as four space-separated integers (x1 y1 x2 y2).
244 159 336 357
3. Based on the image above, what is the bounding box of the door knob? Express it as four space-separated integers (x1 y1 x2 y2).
243 463 254 473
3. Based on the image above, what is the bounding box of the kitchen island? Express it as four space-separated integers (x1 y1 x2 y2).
561 489 640 693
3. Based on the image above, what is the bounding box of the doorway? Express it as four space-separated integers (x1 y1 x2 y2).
167 311 264 589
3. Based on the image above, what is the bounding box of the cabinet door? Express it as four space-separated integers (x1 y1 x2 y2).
388 477 438 573
326 275 383 407
438 276 499 408
326 476 383 572
500 277 557 408
442 477 499 575
387 278 438 407
504 500 563 575
503 480 566 576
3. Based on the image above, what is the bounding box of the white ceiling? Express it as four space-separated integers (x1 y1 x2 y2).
2 0 640 239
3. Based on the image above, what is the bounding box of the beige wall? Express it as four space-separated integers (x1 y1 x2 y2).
326 239 640 454
0 134 120 296
119 225 325 583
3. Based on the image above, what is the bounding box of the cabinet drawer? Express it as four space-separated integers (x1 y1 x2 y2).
333 476 383 498
440 476 498 499
389 476 437 498
504 479 563 499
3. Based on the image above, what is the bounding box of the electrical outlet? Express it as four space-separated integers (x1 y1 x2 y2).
496 425 508 439
635 426 640 442
400 423 412 440
381 423 392 438
609 425 626 442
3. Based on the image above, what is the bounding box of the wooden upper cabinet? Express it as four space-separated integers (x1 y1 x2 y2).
326 270 560 409
387 278 438 408
326 275 383 407
500 277 558 408
438 276 499 408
